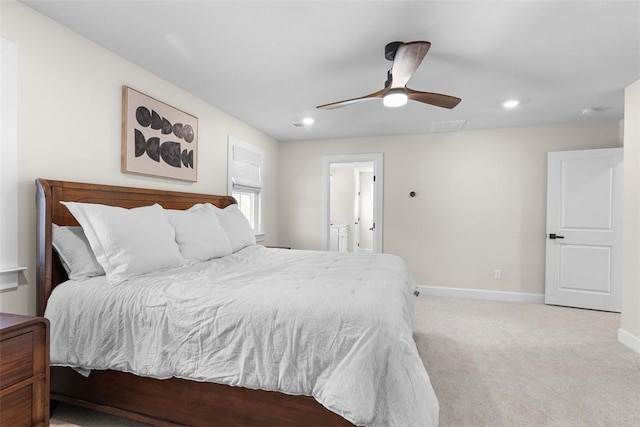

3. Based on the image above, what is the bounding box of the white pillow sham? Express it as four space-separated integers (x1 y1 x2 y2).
165 204 232 261
212 203 256 252
52 224 105 280
61 202 186 284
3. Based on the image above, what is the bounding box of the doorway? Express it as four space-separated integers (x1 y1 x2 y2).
329 162 374 252
321 153 383 253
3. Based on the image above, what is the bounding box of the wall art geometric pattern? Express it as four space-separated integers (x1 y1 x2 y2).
121 86 198 181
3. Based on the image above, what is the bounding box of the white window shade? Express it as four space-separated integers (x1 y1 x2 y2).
232 145 262 188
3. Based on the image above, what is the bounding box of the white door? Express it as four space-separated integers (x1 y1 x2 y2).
359 172 375 251
353 170 361 252
545 148 623 312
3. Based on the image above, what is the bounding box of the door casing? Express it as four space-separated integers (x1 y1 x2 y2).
322 153 383 253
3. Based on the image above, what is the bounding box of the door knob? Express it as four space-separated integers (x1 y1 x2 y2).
549 233 565 240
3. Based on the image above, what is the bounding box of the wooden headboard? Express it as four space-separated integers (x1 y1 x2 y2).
35 178 237 317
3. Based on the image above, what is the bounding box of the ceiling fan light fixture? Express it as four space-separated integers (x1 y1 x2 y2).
383 89 408 108
317 41 461 111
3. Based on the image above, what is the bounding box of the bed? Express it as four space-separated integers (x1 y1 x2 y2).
36 178 438 427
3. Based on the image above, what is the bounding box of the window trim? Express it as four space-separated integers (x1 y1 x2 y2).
227 136 265 240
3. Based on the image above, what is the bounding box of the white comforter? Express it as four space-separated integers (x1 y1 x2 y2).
46 246 439 426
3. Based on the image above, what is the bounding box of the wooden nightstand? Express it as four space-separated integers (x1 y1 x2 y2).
0 313 50 427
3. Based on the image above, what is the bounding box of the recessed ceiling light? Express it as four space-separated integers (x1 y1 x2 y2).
502 99 520 109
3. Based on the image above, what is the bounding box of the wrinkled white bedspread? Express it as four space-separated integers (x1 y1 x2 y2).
46 246 438 426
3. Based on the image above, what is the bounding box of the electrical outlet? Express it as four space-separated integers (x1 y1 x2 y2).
494 269 502 279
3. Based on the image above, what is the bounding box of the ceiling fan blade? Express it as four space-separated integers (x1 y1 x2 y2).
390 41 431 89
407 88 461 109
317 88 387 109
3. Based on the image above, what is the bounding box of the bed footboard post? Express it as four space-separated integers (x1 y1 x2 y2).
35 178 53 317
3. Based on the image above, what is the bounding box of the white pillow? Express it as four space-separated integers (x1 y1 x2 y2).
212 203 256 252
165 204 232 261
61 202 186 284
52 224 105 280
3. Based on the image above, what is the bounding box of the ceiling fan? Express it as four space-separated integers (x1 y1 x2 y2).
317 41 461 110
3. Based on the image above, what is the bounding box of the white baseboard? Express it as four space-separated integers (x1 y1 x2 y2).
618 328 640 354
417 285 545 304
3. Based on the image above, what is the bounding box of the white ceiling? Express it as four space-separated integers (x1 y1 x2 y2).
22 1 640 142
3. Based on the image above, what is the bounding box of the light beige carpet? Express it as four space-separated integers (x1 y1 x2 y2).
50 295 640 426
50 405 152 427
415 295 640 427
50 404 152 427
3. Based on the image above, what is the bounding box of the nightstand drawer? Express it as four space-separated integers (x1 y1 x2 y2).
0 384 32 427
0 313 49 426
0 331 33 390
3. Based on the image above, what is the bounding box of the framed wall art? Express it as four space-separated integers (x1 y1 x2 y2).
122 86 198 181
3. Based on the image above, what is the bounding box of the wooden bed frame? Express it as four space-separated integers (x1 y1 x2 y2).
35 178 354 427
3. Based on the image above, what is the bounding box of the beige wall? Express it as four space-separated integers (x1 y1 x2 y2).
622 79 640 346
329 166 355 250
329 167 355 225
0 1 279 315
278 122 621 294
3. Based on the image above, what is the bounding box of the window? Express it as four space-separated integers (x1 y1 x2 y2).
233 190 256 230
227 136 264 240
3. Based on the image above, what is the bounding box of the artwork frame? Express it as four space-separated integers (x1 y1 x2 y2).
121 86 198 182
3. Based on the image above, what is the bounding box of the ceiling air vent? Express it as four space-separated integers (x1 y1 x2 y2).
430 120 466 133
292 122 310 129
